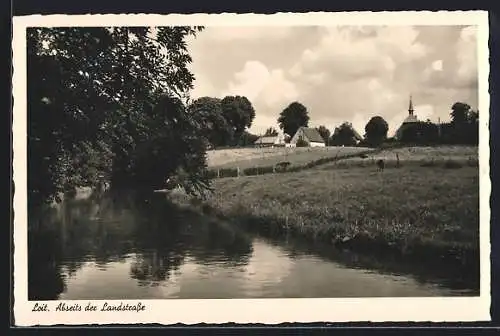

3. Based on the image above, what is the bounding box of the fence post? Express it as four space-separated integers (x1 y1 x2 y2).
217 169 220 178
237 167 240 178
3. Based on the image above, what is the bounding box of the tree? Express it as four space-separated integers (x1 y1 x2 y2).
330 122 357 146
237 131 260 147
27 26 207 207
449 102 479 145
188 96 233 148
365 116 389 147
220 95 256 142
399 121 439 144
316 125 331 145
451 102 471 125
277 101 310 137
264 127 279 137
468 109 479 124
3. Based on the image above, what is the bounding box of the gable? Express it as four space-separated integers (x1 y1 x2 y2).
300 127 324 143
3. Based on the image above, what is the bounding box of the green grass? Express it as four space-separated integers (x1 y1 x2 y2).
207 146 374 170
205 162 479 269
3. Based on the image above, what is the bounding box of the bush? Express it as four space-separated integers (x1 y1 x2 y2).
243 167 260 176
420 159 438 167
467 157 479 167
275 161 291 172
259 166 275 174
443 160 463 169
205 170 219 179
296 138 309 147
243 165 275 176
219 168 239 177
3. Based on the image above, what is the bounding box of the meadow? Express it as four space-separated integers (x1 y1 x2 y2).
206 146 374 170
195 145 480 279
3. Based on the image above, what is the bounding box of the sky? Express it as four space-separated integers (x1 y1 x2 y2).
186 25 478 137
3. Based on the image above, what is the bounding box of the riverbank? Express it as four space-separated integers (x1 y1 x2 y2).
200 162 479 287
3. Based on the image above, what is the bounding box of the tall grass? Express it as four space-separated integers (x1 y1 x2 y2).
206 165 479 270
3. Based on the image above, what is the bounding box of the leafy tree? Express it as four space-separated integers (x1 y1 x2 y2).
237 131 260 147
188 96 233 148
277 101 310 137
399 121 439 144
330 122 357 146
365 116 389 147
27 26 206 207
468 109 479 124
316 125 331 145
264 127 279 137
449 102 479 145
129 95 211 195
451 102 471 125
220 95 256 141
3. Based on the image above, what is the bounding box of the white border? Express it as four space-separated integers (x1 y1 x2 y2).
12 11 491 325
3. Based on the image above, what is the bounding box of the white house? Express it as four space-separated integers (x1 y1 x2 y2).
290 127 325 147
254 133 286 147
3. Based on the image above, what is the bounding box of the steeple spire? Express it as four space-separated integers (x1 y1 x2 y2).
408 94 414 116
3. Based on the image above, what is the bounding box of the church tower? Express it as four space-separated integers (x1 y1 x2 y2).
408 94 414 116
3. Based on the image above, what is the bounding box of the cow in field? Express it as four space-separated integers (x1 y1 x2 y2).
376 159 385 171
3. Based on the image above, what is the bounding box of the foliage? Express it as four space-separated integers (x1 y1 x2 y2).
237 131 260 147
277 101 310 137
295 137 309 147
264 127 279 137
365 116 389 147
399 121 439 144
330 122 357 146
220 95 256 140
451 102 472 125
316 125 331 145
27 26 207 207
188 96 233 148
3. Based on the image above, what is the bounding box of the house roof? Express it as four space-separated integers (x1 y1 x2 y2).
351 127 364 141
402 114 419 123
298 127 324 143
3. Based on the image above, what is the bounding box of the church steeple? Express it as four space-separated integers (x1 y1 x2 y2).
408 94 414 116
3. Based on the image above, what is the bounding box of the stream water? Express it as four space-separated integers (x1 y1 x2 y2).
28 192 477 300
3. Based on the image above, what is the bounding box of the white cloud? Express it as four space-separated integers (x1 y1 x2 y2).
200 26 293 42
187 25 478 137
432 60 443 71
456 26 477 85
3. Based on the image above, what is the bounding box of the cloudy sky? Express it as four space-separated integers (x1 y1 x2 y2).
186 25 478 137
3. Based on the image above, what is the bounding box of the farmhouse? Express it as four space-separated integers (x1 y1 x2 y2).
254 134 286 148
290 127 325 147
395 95 420 140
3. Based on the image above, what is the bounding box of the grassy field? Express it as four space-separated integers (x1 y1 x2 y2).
330 145 479 167
207 146 374 169
196 146 480 280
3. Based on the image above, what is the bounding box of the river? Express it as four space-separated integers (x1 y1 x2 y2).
28 192 477 300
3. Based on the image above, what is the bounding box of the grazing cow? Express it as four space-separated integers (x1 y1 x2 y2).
376 159 385 171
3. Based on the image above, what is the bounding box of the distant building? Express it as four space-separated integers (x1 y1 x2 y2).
289 127 325 147
395 95 420 140
254 133 286 148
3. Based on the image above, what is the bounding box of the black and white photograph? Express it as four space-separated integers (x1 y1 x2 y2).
12 11 491 325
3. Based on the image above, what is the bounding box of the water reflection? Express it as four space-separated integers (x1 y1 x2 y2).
28 192 254 300
28 192 476 300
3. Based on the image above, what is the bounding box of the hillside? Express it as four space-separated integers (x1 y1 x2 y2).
207 146 373 170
